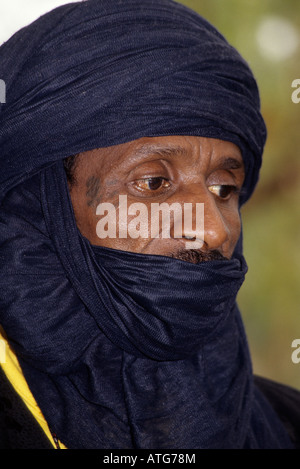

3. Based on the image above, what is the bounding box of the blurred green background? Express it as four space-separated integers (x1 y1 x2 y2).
180 0 300 389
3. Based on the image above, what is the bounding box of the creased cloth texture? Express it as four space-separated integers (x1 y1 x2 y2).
0 0 266 205
0 167 293 449
0 0 292 449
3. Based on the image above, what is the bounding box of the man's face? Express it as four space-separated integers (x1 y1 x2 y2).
68 136 245 262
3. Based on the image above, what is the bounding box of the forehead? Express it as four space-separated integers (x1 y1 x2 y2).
78 135 244 174
139 136 242 165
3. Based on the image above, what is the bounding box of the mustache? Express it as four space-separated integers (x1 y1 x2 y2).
171 248 227 264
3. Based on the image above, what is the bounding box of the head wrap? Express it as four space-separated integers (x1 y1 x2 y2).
0 0 292 449
0 0 266 204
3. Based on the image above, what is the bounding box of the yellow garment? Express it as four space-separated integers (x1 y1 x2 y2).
0 330 67 449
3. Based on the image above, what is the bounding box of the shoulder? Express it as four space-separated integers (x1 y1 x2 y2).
254 375 300 448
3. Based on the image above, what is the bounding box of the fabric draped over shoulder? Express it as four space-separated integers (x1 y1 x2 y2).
0 0 293 449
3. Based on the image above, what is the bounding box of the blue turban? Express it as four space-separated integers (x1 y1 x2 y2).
0 0 293 449
0 0 266 204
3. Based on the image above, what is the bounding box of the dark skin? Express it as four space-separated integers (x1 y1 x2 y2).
68 136 245 262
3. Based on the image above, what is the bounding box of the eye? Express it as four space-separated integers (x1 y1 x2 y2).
134 177 171 192
208 184 239 200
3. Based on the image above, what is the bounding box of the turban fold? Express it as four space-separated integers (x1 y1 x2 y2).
0 0 266 204
0 0 292 450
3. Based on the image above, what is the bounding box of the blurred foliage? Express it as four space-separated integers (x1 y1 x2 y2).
180 0 300 388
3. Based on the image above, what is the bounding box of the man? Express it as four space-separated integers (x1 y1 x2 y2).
0 0 299 449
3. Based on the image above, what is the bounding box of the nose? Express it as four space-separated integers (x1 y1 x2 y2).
175 183 230 253
202 193 230 252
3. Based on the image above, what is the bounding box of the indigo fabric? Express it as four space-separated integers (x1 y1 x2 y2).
0 169 293 448
0 0 265 205
0 0 293 448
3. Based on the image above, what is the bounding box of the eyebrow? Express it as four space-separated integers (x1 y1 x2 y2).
217 157 244 171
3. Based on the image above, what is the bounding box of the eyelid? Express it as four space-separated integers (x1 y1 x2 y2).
207 166 245 185
126 158 173 181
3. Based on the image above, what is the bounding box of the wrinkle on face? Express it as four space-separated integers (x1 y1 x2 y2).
67 136 245 262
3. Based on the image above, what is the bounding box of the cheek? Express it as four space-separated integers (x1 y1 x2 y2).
94 201 153 251
73 195 152 251
226 208 242 250
69 186 99 241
